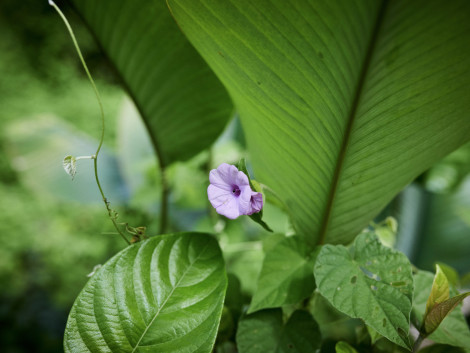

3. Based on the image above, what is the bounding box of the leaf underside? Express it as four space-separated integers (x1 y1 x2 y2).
168 0 470 245
70 0 233 167
64 233 227 353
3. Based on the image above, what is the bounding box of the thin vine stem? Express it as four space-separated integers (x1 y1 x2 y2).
50 0 129 245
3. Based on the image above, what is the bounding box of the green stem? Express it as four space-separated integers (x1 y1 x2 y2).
159 167 168 234
50 0 129 245
412 333 425 352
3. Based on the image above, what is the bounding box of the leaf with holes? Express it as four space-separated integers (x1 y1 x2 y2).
249 236 317 313
314 232 413 349
168 0 470 246
64 233 227 352
412 271 470 348
69 0 232 168
236 309 321 353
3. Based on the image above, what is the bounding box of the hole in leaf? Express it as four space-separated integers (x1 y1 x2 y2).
360 267 381 281
371 285 378 291
351 276 357 284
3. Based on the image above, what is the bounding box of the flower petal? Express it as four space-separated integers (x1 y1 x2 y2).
208 185 240 219
238 185 253 215
248 192 263 215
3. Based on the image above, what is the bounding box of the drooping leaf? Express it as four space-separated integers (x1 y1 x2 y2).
69 0 232 168
314 232 413 349
64 233 227 352
412 271 470 348
168 0 470 246
335 341 359 353
236 309 321 353
249 236 317 313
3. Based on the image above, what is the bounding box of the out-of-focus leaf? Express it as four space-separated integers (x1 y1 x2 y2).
236 309 321 353
64 233 227 352
168 0 470 246
412 271 470 348
335 341 358 353
249 236 317 313
70 0 232 168
314 232 413 349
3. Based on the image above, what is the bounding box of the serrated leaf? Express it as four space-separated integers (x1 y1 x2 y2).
336 341 359 353
412 271 470 348
70 0 232 168
424 292 470 336
236 309 321 353
64 233 227 352
314 232 413 349
424 264 450 318
63 155 77 180
249 236 317 313
168 0 470 246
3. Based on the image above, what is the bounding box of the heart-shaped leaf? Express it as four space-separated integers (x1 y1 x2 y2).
167 0 470 245
249 236 317 313
69 0 232 167
64 233 227 352
236 309 321 353
314 232 413 349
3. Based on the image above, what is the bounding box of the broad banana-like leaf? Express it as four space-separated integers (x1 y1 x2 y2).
69 0 232 167
167 0 470 245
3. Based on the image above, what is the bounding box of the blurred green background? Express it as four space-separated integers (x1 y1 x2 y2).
0 1 469 352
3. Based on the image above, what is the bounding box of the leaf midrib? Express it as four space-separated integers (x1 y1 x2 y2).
317 0 389 245
130 242 210 352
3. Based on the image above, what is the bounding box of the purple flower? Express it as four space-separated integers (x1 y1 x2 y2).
207 163 263 219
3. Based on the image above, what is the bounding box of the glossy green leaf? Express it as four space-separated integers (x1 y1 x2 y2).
236 309 321 353
69 0 232 167
314 232 413 349
168 0 470 245
336 341 359 353
64 233 227 352
249 236 317 313
412 271 470 348
424 264 450 318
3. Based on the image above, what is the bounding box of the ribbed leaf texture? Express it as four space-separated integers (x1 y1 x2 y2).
64 233 227 353
167 0 470 245
70 0 233 167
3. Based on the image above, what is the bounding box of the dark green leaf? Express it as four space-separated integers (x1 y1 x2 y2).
64 233 227 352
314 232 413 349
249 236 317 313
236 309 321 353
70 0 232 167
168 0 470 245
424 292 470 336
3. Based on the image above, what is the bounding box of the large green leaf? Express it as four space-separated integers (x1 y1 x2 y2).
167 0 470 245
236 309 321 353
249 236 317 313
314 232 413 349
64 233 227 352
69 0 232 167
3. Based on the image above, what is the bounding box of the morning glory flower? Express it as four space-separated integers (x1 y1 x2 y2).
207 163 263 219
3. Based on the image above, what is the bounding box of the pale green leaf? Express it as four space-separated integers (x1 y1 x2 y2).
412 271 470 348
425 264 450 318
70 0 232 167
63 155 77 180
336 341 359 353
64 233 227 352
314 232 413 349
249 236 317 313
168 0 470 245
236 309 321 353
